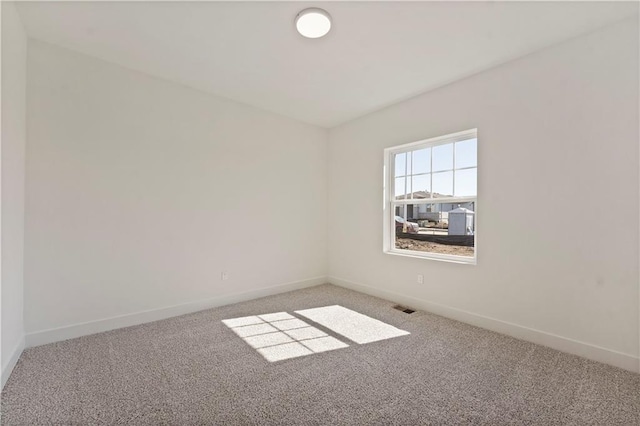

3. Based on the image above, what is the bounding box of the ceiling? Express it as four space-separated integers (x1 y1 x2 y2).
16 1 639 128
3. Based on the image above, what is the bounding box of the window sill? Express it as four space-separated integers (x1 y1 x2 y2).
384 248 476 265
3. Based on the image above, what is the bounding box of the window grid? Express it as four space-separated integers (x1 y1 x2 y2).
394 145 477 200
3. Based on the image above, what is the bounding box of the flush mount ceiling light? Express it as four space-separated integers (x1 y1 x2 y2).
295 8 332 39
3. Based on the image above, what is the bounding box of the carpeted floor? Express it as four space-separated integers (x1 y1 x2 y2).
2 284 639 425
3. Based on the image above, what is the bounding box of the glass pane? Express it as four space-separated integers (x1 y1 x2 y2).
454 168 477 197
412 148 431 174
411 174 430 199
394 153 406 177
395 177 407 200
394 205 408 220
394 200 474 258
432 171 453 197
393 205 414 234
415 203 448 234
455 138 477 169
432 143 453 172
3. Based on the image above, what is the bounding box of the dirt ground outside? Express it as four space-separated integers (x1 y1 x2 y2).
396 238 474 257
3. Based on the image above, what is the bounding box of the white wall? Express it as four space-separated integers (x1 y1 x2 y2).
328 18 640 371
25 41 327 341
1 1 27 387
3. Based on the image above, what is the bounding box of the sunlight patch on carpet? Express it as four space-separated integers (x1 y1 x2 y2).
295 305 410 344
223 311 349 362
223 306 408 362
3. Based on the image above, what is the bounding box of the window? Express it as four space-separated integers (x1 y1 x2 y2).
383 129 477 264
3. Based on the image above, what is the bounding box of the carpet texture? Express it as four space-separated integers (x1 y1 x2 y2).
2 284 639 425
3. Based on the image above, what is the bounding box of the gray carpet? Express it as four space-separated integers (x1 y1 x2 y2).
2 284 639 425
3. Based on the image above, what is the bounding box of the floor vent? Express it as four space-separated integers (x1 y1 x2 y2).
393 305 415 314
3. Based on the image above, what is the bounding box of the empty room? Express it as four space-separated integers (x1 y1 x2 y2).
1 1 639 424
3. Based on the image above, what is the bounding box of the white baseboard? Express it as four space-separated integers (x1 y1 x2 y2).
2 336 25 390
26 276 327 348
328 276 640 373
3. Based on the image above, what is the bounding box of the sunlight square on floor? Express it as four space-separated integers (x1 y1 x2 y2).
295 305 410 344
284 326 327 340
244 331 295 349
257 342 313 362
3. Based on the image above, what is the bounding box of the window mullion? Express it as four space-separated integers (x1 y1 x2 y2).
452 142 456 196
392 197 476 206
429 147 433 199
403 153 408 219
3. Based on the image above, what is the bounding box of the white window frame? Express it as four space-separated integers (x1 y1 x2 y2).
383 129 477 265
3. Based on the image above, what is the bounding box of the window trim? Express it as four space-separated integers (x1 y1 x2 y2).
383 129 477 265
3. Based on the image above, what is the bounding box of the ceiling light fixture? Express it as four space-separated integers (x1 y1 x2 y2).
295 8 332 39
